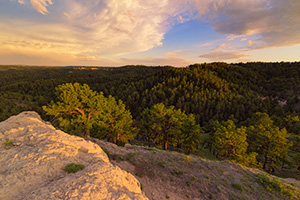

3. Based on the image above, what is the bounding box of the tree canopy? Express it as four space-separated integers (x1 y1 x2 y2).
247 113 292 172
43 83 135 143
140 103 201 151
212 120 248 160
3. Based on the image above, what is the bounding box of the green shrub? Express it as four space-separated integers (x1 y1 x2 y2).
232 183 244 191
256 174 297 199
64 163 85 173
102 148 111 156
116 140 126 147
126 152 138 160
191 175 196 181
158 160 167 168
4 139 14 146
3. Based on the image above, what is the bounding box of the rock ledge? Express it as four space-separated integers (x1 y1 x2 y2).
0 111 148 200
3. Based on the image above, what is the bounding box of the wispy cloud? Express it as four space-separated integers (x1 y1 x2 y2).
200 51 250 61
24 0 54 15
212 43 226 51
120 56 190 67
18 0 25 5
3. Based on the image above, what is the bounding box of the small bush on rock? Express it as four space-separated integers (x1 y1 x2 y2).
4 140 14 146
64 163 85 173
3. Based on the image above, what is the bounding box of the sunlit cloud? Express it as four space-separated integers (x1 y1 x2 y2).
18 0 25 5
177 15 184 23
200 51 250 61
198 42 212 48
226 34 245 41
120 56 190 67
30 0 53 15
212 43 226 51
199 0 300 49
3 0 300 65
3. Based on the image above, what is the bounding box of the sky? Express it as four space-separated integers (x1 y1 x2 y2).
0 0 300 67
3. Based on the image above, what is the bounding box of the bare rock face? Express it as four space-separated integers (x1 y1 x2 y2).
0 112 148 200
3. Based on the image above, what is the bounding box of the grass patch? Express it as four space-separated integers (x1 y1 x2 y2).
135 172 145 177
186 181 191 186
183 155 192 163
171 170 184 176
64 163 84 173
4 139 14 146
140 183 143 190
232 183 244 191
102 148 111 156
111 154 126 161
146 147 159 152
158 160 167 168
256 173 298 199
126 152 138 160
191 175 196 181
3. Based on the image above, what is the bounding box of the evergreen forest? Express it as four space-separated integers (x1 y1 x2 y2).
1 62 300 179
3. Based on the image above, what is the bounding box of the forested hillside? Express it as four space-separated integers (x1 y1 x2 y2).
1 62 300 179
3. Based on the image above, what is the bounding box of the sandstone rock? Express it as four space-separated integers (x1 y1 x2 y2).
0 111 148 200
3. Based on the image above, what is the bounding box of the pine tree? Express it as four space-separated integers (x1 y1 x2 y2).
43 83 135 143
43 83 103 137
212 120 248 160
181 113 201 154
247 112 292 172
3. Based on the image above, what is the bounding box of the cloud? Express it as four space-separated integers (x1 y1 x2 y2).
200 51 250 61
7 0 300 65
198 42 211 48
177 15 184 23
165 50 182 58
9 0 193 58
197 0 300 49
227 34 245 41
212 43 226 51
18 0 25 5
120 55 190 67
29 0 53 15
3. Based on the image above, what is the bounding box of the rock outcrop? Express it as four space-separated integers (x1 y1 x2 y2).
0 112 148 200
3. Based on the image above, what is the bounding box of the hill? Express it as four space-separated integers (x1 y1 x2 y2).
1 62 300 180
92 138 300 200
1 112 299 200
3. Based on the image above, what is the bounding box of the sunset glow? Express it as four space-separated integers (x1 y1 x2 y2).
0 0 300 66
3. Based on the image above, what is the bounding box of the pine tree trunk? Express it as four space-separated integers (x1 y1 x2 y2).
263 154 268 170
148 138 151 147
163 141 168 150
85 129 90 138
